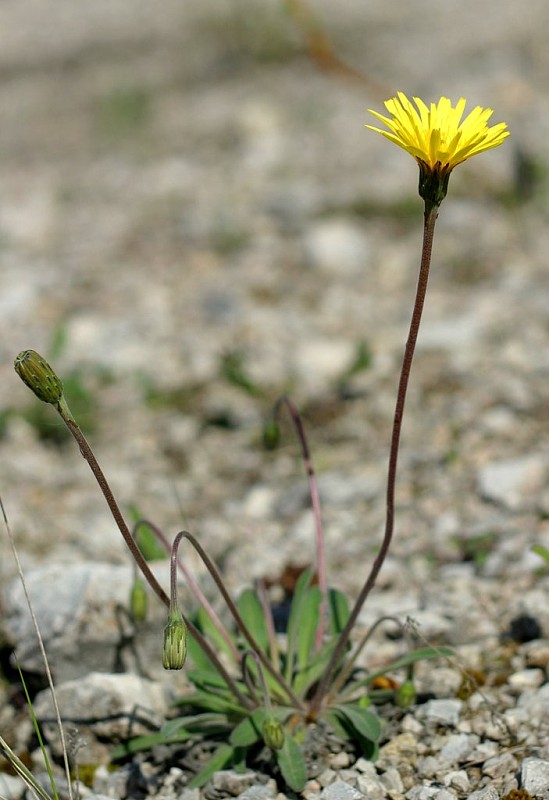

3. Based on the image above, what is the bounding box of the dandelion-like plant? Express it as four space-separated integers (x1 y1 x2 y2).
12 93 508 792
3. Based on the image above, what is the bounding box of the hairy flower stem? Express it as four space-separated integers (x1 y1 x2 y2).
308 203 439 719
59 413 170 607
64 427 250 704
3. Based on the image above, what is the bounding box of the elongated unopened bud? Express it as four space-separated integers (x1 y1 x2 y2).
130 577 148 624
162 608 187 670
14 350 64 406
262 716 284 750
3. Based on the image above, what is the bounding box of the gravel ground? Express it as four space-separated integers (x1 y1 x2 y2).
1 1 549 798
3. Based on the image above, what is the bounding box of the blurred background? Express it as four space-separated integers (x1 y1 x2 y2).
0 0 548 601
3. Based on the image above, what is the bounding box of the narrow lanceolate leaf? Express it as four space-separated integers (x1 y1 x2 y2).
364 646 454 686
195 605 238 662
188 743 234 789
296 586 322 671
237 588 270 653
292 637 338 696
285 568 314 682
176 686 245 716
332 704 382 743
185 629 220 674
275 735 307 793
110 726 192 759
229 708 267 747
328 588 350 634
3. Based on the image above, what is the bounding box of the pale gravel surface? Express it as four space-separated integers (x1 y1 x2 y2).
1 1 549 798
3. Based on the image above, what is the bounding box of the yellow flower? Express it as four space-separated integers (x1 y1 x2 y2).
367 93 509 170
366 93 509 208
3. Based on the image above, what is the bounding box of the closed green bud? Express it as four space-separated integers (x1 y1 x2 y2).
395 679 416 708
130 577 148 624
262 418 280 450
358 694 371 708
14 350 64 406
262 716 284 750
162 609 187 670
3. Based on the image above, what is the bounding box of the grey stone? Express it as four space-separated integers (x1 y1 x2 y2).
355 773 386 800
477 455 548 510
420 699 463 727
443 770 470 793
439 733 476 763
330 752 351 770
521 757 549 799
0 773 25 800
318 769 338 788
237 783 277 800
303 218 371 276
379 767 404 794
467 787 500 800
405 787 441 800
33 671 169 763
2 561 169 682
483 752 518 780
508 668 545 690
212 770 258 796
321 780 366 800
179 791 201 800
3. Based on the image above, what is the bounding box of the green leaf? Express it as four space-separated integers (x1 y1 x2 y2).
177 688 245 716
188 743 235 789
195 606 238 663
229 708 267 747
296 586 322 671
292 636 338 696
332 704 381 743
364 646 454 686
275 735 307 792
237 588 270 653
186 629 221 674
532 544 549 565
128 512 168 561
110 726 192 759
328 588 350 634
285 568 314 682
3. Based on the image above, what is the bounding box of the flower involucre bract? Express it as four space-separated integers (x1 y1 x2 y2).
367 93 509 171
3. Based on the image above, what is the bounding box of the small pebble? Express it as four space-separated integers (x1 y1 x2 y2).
320 780 365 800
443 770 470 793
420 699 463 727
521 757 549 798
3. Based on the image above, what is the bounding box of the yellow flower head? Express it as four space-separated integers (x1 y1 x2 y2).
366 92 509 208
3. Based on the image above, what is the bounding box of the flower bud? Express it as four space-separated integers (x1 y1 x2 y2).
262 716 284 750
14 350 64 406
162 609 187 670
130 577 148 624
262 418 280 450
395 679 416 708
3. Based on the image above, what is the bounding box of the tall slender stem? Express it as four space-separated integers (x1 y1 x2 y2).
308 203 439 718
60 415 170 607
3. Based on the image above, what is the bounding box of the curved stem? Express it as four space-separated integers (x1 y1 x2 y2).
59 415 170 607
180 531 305 710
308 203 439 719
326 615 406 702
56 403 253 706
134 519 239 660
